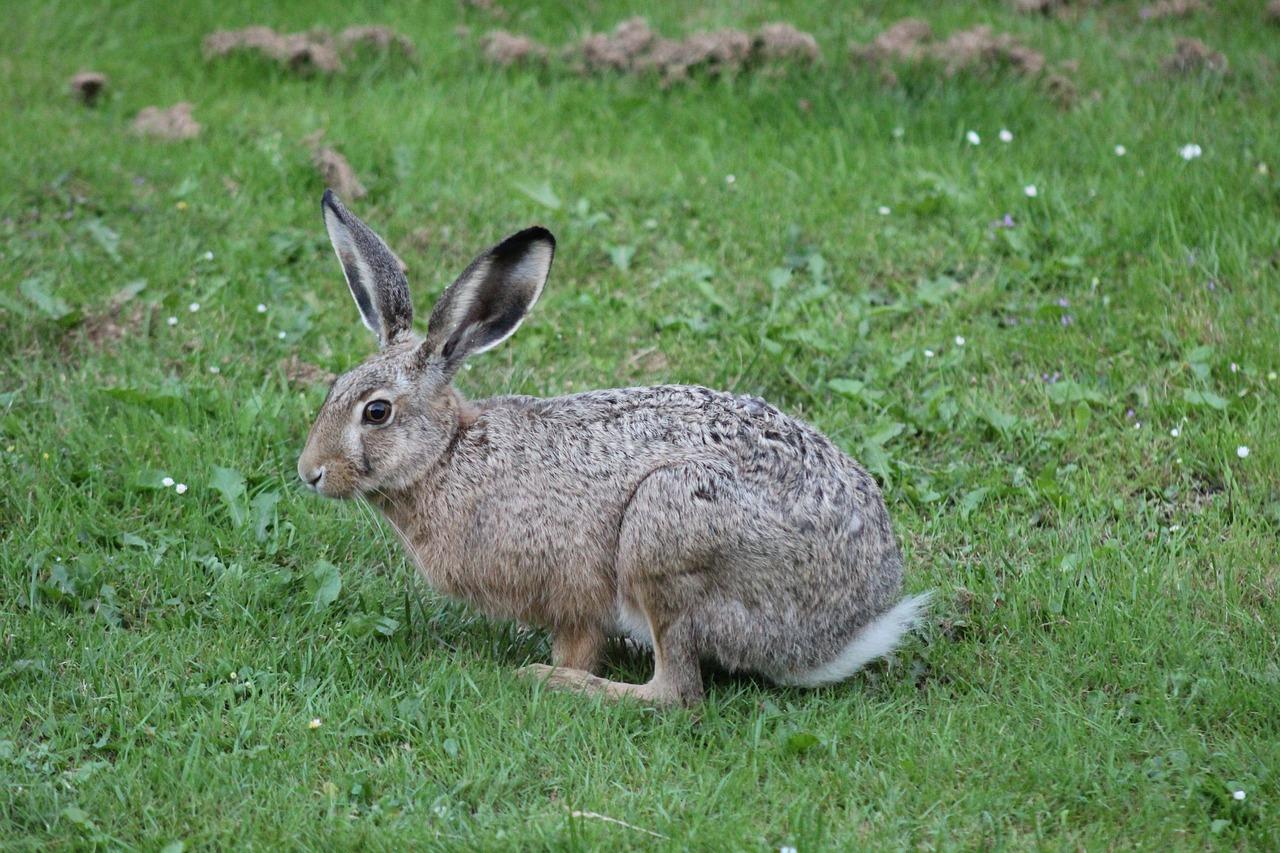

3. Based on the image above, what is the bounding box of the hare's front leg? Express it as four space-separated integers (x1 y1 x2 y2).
551 625 605 671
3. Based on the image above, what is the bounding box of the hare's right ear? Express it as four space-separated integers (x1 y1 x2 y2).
321 189 413 348
422 227 555 371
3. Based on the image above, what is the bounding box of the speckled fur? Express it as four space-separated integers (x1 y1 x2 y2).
299 193 924 707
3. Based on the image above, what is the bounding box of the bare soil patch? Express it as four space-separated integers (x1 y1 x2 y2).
78 283 148 350
481 30 549 66
338 26 417 60
461 0 508 20
1139 0 1205 21
203 25 415 75
131 103 201 141
1162 37 1227 74
483 18 820 84
304 132 367 200
851 20 1051 88
279 355 336 388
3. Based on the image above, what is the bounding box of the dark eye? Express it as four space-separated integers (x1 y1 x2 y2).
363 399 392 425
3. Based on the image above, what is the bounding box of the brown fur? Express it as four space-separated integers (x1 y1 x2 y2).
299 193 928 707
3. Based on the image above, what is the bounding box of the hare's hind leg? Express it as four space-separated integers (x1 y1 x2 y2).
519 618 699 708
520 463 732 708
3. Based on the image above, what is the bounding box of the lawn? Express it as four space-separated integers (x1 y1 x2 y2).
2 0 1278 848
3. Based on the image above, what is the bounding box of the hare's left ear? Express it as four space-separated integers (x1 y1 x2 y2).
422 227 555 371
321 189 413 348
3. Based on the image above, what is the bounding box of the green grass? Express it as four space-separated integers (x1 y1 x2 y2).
2 0 1278 848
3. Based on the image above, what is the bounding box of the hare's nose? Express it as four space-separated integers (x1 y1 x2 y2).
300 465 325 489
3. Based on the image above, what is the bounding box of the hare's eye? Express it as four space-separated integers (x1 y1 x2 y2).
363 399 392 425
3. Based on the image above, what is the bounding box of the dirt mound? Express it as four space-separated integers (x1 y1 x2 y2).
636 29 755 84
574 18 757 82
203 24 416 74
461 0 508 19
488 18 820 84
1267 0 1280 22
338 25 416 59
1139 0 1205 21
68 71 107 106
852 21 1047 84
279 355 336 388
935 26 1045 76
753 22 822 63
1042 70 1079 108
850 18 933 64
1010 0 1070 13
579 17 656 72
132 103 201 140
313 146 366 200
203 26 343 73
1162 37 1227 74
481 30 549 66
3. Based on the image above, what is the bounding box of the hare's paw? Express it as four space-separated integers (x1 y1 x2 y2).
517 663 556 682
517 664 685 707
518 663 601 692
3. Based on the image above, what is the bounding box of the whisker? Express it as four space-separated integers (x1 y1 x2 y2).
357 493 400 571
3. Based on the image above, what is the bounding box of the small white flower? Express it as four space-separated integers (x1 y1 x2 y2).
725 174 736 185
1170 428 1179 438
1024 184 1038 198
167 316 178 326
188 302 200 313
203 251 214 261
1114 144 1126 156
1236 446 1249 458
209 365 220 374
892 126 905 139
1270 371 1278 381
277 331 287 340
1178 144 1202 161
309 718 323 730
1233 789 1246 801
999 128 1013 143
954 335 966 346
256 303 267 314
230 671 238 680
174 483 188 494
924 349 935 358
877 206 891 216
161 476 175 487
1229 362 1239 373
780 847 798 853
1135 421 1142 429
965 130 980 146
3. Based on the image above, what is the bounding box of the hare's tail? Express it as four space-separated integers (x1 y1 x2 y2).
777 592 933 688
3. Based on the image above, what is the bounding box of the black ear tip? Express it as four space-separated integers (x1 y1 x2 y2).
521 226 555 249
321 188 342 215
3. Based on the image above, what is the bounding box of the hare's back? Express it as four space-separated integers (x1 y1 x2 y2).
535 385 883 519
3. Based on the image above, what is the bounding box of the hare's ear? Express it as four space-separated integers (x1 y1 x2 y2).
321 189 413 348
422 227 555 369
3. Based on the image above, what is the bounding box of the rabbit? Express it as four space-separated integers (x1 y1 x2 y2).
298 190 931 707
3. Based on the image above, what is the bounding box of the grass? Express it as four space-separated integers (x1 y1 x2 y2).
2 0 1278 848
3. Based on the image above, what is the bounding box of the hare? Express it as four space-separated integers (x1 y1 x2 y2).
298 190 930 707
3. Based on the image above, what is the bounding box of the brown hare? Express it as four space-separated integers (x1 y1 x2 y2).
298 190 929 707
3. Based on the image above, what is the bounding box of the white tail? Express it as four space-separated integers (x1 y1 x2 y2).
778 592 933 687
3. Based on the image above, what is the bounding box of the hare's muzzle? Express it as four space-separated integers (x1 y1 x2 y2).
298 461 325 491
